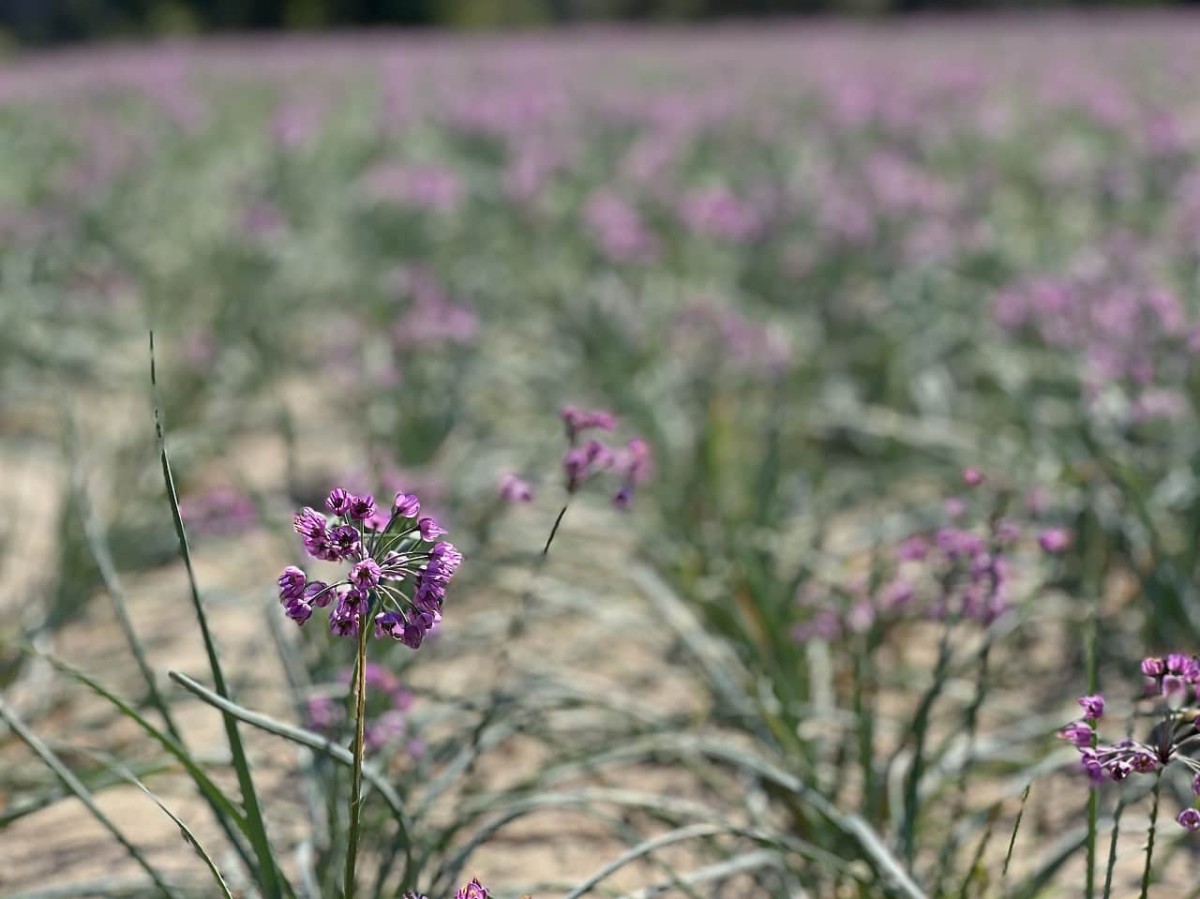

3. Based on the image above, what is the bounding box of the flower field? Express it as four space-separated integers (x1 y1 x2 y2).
5 15 1200 897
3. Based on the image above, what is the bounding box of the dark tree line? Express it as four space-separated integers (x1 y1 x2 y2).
0 0 1195 45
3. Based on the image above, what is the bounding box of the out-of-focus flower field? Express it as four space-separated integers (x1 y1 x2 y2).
7 15 1200 898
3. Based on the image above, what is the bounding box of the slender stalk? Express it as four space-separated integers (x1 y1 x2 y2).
900 616 955 870
1103 714 1137 899
343 603 371 899
506 502 571 644
542 503 570 557
1101 792 1127 899
1138 772 1162 899
1001 783 1030 880
1085 604 1099 899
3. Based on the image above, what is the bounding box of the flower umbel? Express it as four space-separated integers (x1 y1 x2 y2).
558 405 652 510
1059 654 1200 830
280 488 461 649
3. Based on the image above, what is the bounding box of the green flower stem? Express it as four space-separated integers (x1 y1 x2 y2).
344 601 372 899
1138 771 1162 899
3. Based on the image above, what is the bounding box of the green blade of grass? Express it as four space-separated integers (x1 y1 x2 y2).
133 782 236 899
168 670 412 830
74 748 235 899
563 823 781 899
1002 783 1031 881
613 849 785 899
149 331 286 899
532 732 927 899
0 696 182 899
63 406 179 739
0 758 175 828
64 414 259 878
22 647 252 841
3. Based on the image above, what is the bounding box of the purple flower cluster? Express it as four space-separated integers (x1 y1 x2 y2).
678 185 766 243
792 472 1025 643
670 301 793 381
390 267 479 350
1141 653 1200 707
279 487 461 649
362 162 464 213
992 250 1197 423
560 406 652 509
583 189 660 264
1059 656 1200 832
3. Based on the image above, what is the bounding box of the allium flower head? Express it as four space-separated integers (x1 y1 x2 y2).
279 486 461 649
555 407 651 509
1061 654 1200 828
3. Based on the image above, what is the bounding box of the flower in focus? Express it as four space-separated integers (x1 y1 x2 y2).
278 487 461 650
1059 656 1200 830
1078 694 1105 719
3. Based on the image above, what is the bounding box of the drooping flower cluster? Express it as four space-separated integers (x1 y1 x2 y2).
496 406 652 512
279 487 461 649
792 469 1021 643
1058 654 1200 832
560 405 652 510
305 662 417 754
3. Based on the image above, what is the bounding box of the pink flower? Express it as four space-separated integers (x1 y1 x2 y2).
1038 527 1073 555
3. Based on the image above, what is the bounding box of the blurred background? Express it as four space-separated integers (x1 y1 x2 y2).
5 0 1200 45
6 0 1200 893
